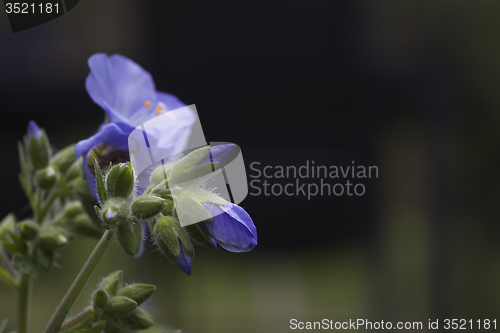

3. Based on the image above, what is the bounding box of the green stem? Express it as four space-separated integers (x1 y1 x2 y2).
60 308 93 332
17 273 32 333
36 191 60 224
44 230 114 333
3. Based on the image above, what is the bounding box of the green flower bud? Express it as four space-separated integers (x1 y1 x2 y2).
25 121 51 170
100 198 129 226
64 201 84 218
70 214 103 239
39 226 71 249
152 187 172 200
35 166 58 190
118 284 156 305
161 199 175 216
18 220 39 241
117 219 142 256
154 216 194 258
106 163 134 198
130 195 165 219
150 162 175 187
100 270 123 296
100 312 127 333
0 213 16 241
50 144 77 174
93 289 109 308
123 307 154 329
105 296 137 317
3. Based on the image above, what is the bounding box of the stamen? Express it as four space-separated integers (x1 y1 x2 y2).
144 101 152 108
155 106 164 114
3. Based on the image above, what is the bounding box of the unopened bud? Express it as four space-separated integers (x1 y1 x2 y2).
106 163 134 198
26 121 51 170
130 195 165 219
161 199 175 216
64 201 84 218
35 166 57 190
117 219 142 256
71 214 103 239
123 307 154 329
18 220 39 241
93 289 109 308
118 284 155 305
105 296 137 316
100 198 129 226
101 270 123 296
39 226 71 249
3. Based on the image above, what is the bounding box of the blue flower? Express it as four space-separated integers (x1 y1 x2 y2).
75 53 194 198
174 243 193 275
203 203 257 252
27 120 42 140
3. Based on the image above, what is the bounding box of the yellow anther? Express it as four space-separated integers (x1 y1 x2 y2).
155 106 164 114
144 101 152 108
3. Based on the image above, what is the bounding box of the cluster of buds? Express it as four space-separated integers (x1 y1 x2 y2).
93 161 166 256
91 270 155 332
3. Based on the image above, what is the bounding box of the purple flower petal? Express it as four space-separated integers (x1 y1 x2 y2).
203 203 257 252
27 120 42 140
174 242 193 275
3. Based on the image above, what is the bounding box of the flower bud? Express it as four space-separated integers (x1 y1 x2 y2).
50 144 77 174
35 246 54 270
100 198 129 226
106 163 134 198
93 289 109 308
35 166 57 190
101 270 123 296
130 195 165 220
117 219 142 256
26 121 51 170
64 201 84 218
123 307 154 329
161 199 175 216
39 226 71 249
105 296 137 317
70 214 103 239
152 187 172 200
100 312 126 333
185 223 217 249
18 220 39 241
118 284 155 305
0 213 16 241
154 216 194 258
65 158 83 182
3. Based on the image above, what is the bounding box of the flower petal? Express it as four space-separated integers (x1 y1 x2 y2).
203 203 257 252
86 54 157 124
174 242 193 275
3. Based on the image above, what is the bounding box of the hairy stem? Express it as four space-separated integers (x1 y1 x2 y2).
44 230 114 333
17 273 32 333
60 308 94 331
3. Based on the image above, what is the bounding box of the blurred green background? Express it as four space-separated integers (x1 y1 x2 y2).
2 0 500 332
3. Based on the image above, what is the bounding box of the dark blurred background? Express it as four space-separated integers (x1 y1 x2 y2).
2 0 500 332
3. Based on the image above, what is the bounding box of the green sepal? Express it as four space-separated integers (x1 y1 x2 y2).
161 199 175 216
105 163 134 199
123 307 154 329
117 219 142 256
93 158 107 203
130 194 165 220
176 192 213 226
99 312 126 333
100 270 122 296
50 144 77 174
185 223 214 248
154 216 181 257
151 186 172 200
100 198 129 226
18 220 39 241
149 162 175 187
169 146 211 184
104 296 137 317
170 162 219 185
182 187 228 205
93 289 109 308
118 284 156 305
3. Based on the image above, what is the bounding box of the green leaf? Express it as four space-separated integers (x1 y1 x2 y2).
93 158 107 204
154 216 181 257
117 219 142 256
